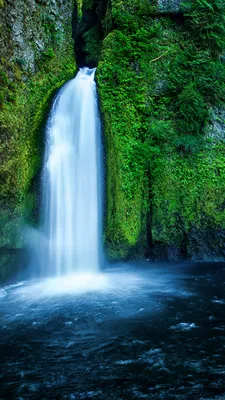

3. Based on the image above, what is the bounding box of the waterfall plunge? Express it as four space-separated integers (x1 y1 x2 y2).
41 68 102 276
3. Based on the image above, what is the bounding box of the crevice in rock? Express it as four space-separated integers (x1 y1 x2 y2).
72 0 110 67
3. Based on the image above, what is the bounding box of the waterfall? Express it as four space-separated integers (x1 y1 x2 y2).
41 67 102 276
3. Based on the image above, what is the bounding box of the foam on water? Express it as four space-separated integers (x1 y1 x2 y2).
2 266 194 302
17 273 110 298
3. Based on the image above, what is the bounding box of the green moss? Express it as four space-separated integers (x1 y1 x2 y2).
82 0 94 10
0 45 75 248
1 0 225 260
83 25 102 65
74 0 111 67
182 0 225 53
0 0 77 250
151 144 225 246
96 0 225 259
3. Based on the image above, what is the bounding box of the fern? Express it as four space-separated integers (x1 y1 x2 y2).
182 0 225 52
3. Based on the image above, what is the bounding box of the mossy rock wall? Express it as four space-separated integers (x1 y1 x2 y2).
1 0 225 265
77 0 225 260
0 0 76 252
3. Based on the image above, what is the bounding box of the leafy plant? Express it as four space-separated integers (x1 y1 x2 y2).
182 0 225 53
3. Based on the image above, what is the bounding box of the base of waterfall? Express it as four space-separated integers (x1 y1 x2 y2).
1 262 225 400
19 273 110 297
13 267 144 298
3 262 193 300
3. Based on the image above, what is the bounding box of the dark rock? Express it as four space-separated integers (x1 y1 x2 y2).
157 0 182 13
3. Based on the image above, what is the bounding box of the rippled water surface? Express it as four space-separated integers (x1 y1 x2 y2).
1 263 225 399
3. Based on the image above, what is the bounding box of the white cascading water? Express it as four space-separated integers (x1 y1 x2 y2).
41 67 102 276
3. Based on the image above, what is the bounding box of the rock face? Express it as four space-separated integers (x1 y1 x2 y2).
206 107 225 143
90 0 225 261
0 0 76 272
157 0 182 13
1 0 74 75
1 0 225 274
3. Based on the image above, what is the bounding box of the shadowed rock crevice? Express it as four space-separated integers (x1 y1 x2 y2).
73 0 110 67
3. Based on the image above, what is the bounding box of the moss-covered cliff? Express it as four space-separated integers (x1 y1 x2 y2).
0 0 76 273
1 0 225 271
75 0 225 261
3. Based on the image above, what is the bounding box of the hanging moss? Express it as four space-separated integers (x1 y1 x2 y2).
0 0 76 249
95 0 225 260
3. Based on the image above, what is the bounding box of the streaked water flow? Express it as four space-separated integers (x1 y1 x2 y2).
41 67 102 276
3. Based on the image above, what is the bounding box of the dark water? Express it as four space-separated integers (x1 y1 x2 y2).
1 263 225 400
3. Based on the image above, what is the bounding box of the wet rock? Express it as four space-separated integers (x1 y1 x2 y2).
1 0 73 73
187 226 225 262
0 0 75 262
206 107 225 143
157 0 182 13
0 248 29 283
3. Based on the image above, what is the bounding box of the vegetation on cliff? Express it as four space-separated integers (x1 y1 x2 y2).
76 0 225 259
0 0 76 251
1 0 225 265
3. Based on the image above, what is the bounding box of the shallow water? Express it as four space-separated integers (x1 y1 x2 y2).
1 262 225 399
